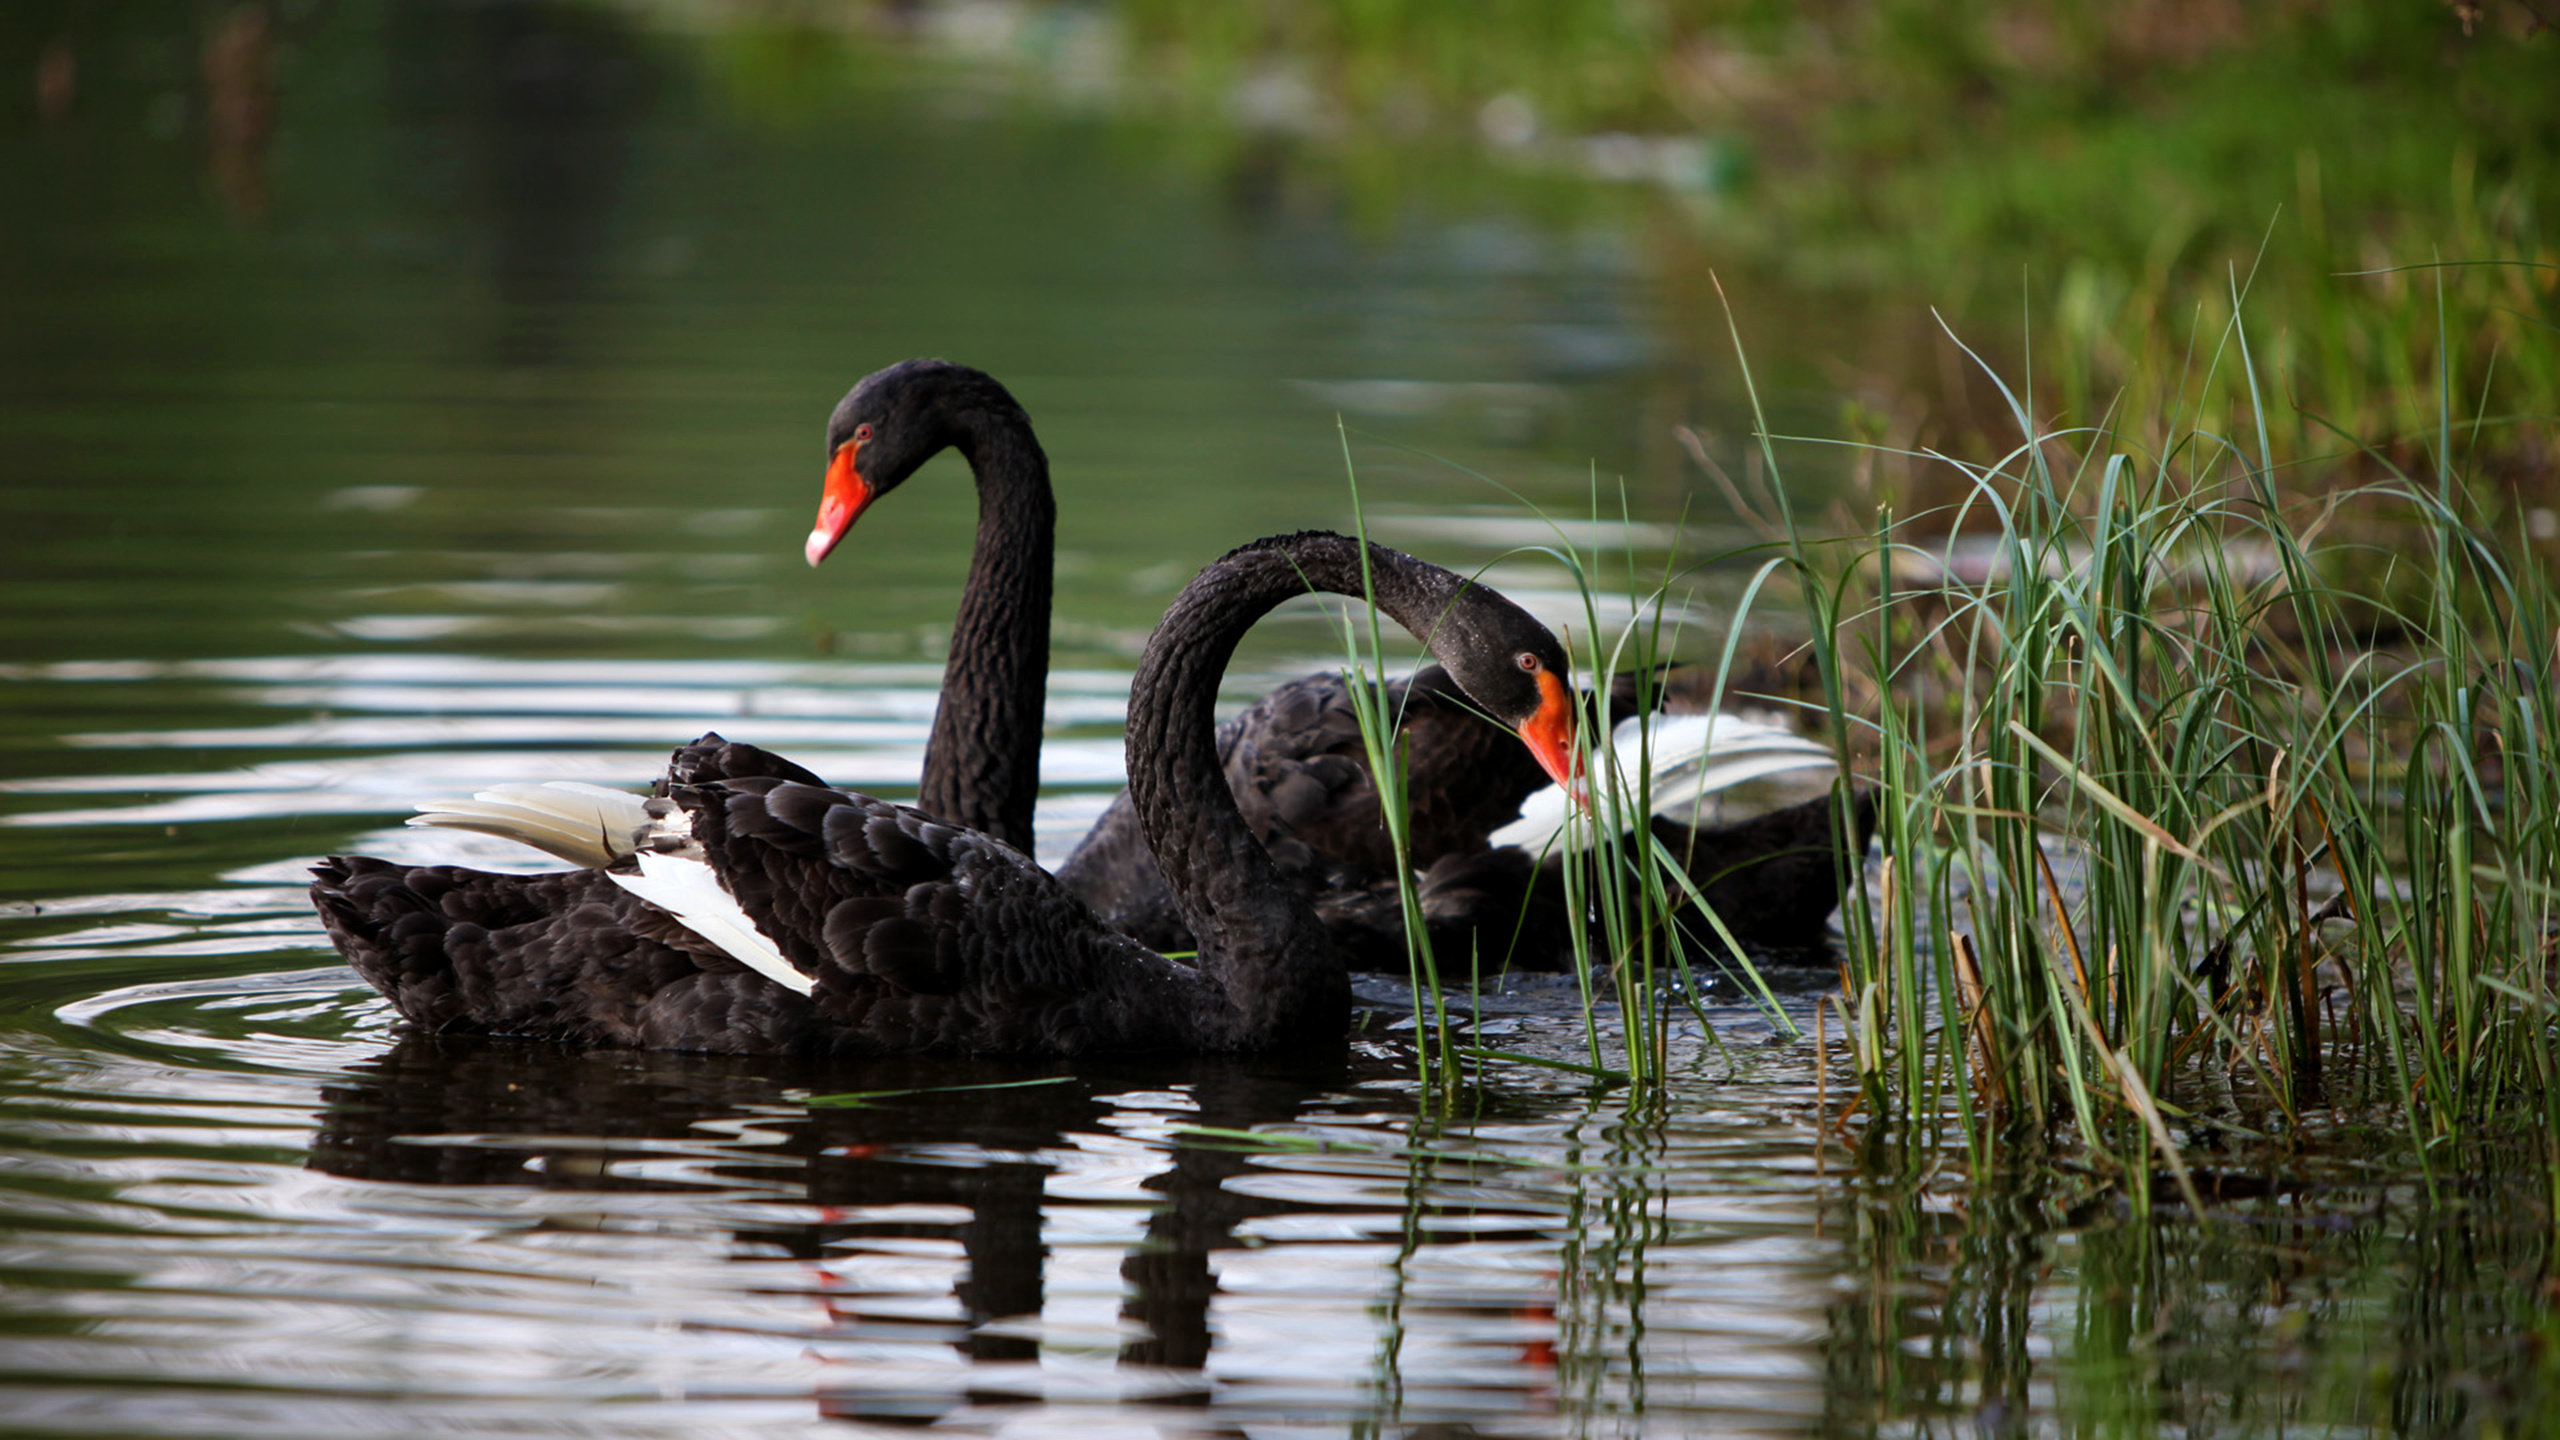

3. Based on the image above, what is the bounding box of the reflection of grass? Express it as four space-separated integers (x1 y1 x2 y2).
1459 1046 1628 1087
1822 1138 2560 1432
804 1074 1077 1106
1170 1120 1581 1170
1733 274 2560 1204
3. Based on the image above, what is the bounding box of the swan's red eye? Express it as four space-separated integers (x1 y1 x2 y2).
1515 652 1540 673
854 423 873 442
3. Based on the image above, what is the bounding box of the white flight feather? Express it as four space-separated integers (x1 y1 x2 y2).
606 851 815 997
1490 712 1839 856
410 781 655 869
413 781 809 994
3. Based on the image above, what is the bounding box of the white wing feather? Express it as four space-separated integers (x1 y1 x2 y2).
411 781 811 996
409 781 656 869
1490 712 1838 855
606 852 814 997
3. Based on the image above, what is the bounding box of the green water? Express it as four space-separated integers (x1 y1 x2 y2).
0 4 2548 1436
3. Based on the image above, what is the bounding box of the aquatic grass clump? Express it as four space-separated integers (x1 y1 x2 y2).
1327 436 1465 1094
1329 429 1824 1092
1737 277 2560 1198
1517 500 1822 1084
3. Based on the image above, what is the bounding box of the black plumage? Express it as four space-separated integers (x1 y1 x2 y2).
1060 664 1876 968
1058 665 1561 954
783 359 1871 964
312 532 1581 1057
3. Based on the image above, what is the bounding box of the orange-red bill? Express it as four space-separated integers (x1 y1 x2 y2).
1518 668 1582 801
805 441 873 567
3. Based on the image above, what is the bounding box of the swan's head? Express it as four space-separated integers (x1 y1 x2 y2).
1430 588 1580 795
808 359 1029 567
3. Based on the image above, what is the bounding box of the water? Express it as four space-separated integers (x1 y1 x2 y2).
1 4 2548 1436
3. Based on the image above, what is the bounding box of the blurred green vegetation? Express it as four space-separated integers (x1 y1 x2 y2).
1114 0 2558 487
649 0 2555 497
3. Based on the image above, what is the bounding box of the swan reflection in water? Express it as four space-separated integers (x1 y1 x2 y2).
307 1033 1399 1422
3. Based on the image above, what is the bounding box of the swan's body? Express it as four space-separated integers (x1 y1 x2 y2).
1059 668 1862 966
365 356 1865 993
805 359 1868 962
311 533 1579 1056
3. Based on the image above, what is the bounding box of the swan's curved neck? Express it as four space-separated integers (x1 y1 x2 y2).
1126 534 1477 1045
922 414 1053 854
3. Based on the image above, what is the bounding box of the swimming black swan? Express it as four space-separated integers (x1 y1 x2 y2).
802 358 1867 964
309 531 1580 1056
804 360 1051 853
401 359 1861 968
1057 671 1875 965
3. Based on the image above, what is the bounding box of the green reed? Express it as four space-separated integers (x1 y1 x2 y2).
1526 500 1809 1085
1330 430 1462 1094
1333 431 1806 1091
1733 272 2560 1196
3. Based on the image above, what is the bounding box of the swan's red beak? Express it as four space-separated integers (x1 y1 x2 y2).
806 441 872 567
1519 668 1582 801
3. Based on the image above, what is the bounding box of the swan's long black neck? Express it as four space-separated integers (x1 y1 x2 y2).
921 415 1053 853
1126 533 1479 1046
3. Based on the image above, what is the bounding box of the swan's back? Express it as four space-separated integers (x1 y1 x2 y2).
315 767 1224 1057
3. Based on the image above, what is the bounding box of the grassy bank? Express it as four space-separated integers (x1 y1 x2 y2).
611 0 2554 503
1107 0 2557 484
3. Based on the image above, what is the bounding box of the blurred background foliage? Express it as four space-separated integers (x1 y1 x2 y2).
628 0 2557 507
7 0 2552 513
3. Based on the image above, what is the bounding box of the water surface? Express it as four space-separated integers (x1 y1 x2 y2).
0 4 2543 1436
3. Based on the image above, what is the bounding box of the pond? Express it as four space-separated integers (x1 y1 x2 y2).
0 3 2546 1436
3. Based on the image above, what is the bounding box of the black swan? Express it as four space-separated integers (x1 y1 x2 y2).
309 531 1580 1056
801 358 1867 965
406 359 1862 967
804 360 1051 853
1058 671 1874 966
